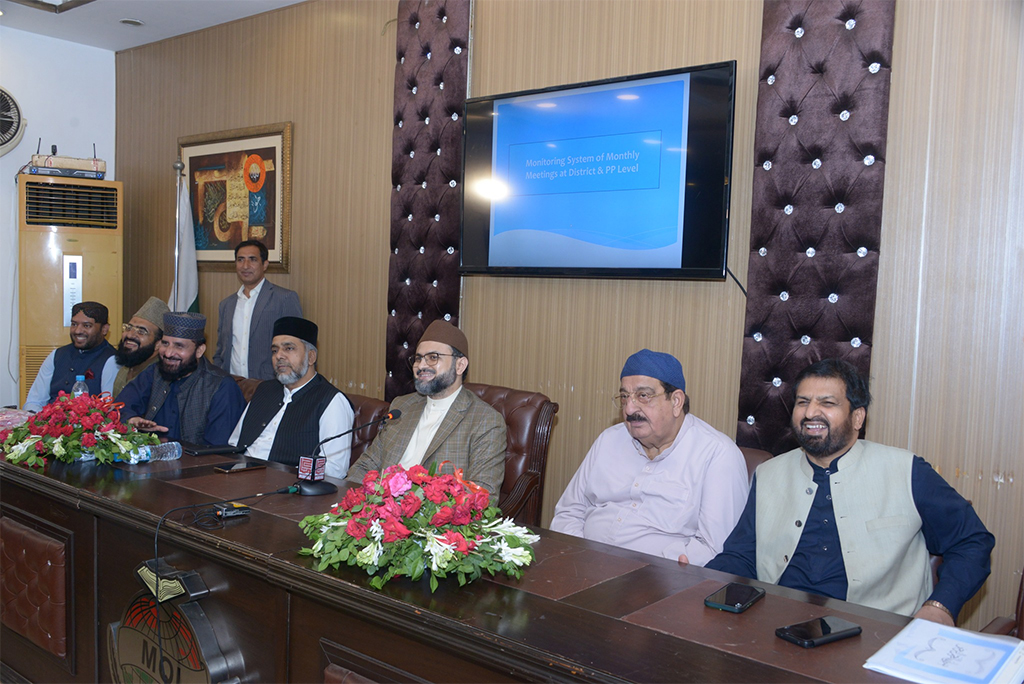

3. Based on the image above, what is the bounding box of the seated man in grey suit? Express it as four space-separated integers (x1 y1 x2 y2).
347 321 507 504
213 239 302 381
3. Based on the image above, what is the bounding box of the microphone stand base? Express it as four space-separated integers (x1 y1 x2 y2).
294 480 338 496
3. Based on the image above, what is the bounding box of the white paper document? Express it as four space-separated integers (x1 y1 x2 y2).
864 619 1024 684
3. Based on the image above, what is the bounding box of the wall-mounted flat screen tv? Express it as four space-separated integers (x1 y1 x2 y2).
460 60 736 280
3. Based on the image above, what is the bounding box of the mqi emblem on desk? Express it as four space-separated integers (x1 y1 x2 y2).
107 559 241 683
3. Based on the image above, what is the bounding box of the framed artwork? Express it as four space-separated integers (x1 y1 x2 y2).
178 122 292 272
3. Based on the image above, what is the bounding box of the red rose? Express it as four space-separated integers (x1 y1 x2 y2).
346 518 369 539
451 503 472 526
35 441 47 453
422 479 449 504
0 429 10 443
399 492 422 518
406 464 430 484
439 530 472 555
362 470 379 490
380 518 411 542
378 497 403 522
471 490 490 511
340 487 367 511
115 423 128 434
81 433 97 448
430 506 454 527
84 370 94 380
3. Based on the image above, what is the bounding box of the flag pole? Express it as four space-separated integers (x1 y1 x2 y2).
172 158 185 309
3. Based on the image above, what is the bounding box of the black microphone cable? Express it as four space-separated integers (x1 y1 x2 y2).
149 484 298 677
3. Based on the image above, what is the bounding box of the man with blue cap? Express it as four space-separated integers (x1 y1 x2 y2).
118 312 246 446
550 349 748 565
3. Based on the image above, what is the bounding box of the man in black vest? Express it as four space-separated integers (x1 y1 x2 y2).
228 317 354 477
118 312 246 445
23 301 117 412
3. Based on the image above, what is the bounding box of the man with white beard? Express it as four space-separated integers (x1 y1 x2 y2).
228 317 354 477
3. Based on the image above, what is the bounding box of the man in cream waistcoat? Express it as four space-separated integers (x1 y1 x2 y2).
705 359 994 625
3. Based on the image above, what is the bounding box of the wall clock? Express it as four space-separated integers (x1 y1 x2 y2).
0 87 27 157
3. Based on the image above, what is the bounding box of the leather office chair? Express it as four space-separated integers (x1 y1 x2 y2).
345 394 391 465
465 383 559 527
981 567 1023 637
738 446 772 482
232 375 263 403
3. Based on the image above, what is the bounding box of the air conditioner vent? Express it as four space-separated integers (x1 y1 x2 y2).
24 180 120 229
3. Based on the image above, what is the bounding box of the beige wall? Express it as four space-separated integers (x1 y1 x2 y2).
117 0 1022 629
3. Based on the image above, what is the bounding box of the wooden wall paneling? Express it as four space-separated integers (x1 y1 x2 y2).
464 0 763 527
117 0 394 401
872 0 1024 630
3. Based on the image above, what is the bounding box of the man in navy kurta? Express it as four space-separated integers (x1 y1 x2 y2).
118 312 244 446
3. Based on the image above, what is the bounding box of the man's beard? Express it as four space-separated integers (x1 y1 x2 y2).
116 338 156 368
793 414 857 458
414 363 457 397
276 356 309 386
159 353 199 382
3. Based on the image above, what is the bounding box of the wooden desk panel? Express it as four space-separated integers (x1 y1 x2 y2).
0 460 906 683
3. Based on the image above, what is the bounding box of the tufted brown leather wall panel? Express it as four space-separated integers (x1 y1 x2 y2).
0 515 69 660
737 0 896 454
386 0 471 401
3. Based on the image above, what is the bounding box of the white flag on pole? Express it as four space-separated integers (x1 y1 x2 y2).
170 178 199 312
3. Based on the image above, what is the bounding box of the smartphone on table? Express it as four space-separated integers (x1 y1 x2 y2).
704 582 766 613
775 615 862 648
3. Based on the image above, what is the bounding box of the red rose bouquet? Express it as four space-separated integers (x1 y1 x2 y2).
299 464 539 591
1 392 159 467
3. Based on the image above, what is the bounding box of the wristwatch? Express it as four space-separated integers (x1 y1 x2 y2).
922 599 954 622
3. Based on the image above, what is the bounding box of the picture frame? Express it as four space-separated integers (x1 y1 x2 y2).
178 122 292 273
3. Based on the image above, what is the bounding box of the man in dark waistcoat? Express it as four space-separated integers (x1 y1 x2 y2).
118 312 245 446
23 301 117 412
228 317 354 477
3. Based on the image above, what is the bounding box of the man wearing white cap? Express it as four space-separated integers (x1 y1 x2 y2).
551 349 748 565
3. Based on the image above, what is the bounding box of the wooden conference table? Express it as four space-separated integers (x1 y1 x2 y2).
0 453 909 683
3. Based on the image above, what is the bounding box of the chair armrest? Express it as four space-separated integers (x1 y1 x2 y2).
497 472 539 522
980 616 1017 635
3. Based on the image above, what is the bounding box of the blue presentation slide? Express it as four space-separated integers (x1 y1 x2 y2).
489 74 690 268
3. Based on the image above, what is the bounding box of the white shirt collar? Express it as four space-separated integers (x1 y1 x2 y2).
425 385 461 412
282 372 317 401
237 277 266 300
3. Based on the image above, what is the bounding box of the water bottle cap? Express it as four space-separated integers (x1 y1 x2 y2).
76 375 85 381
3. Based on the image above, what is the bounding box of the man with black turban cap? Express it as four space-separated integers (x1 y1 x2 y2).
228 317 354 477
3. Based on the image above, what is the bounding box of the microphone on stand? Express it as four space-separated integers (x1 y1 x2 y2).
295 409 402 496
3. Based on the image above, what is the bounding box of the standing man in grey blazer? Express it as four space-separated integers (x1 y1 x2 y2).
346 320 507 504
213 239 302 380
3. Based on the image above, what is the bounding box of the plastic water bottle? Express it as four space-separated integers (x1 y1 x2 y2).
127 442 183 464
72 375 89 398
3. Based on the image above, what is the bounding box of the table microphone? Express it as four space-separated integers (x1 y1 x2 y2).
295 409 402 496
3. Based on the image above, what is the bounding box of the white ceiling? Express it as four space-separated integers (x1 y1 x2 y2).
0 0 308 52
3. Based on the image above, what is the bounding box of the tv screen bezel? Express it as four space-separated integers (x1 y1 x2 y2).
459 60 736 281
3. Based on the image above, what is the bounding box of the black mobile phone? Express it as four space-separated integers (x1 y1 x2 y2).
704 582 766 613
213 462 267 474
775 615 862 648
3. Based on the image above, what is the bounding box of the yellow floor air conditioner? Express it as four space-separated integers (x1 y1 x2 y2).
18 175 123 407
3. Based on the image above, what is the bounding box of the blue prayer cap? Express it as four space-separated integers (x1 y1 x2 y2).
620 349 686 392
